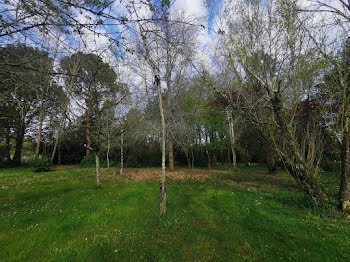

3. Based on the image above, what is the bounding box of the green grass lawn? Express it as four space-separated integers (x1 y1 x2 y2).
0 165 349 261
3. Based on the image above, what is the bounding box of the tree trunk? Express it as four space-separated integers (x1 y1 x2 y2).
5 127 11 163
13 111 26 165
211 130 218 165
57 134 62 165
35 107 44 156
339 115 350 212
120 120 124 175
168 135 175 171
156 75 166 216
226 109 237 170
284 158 324 203
86 93 92 156
191 148 195 169
185 150 191 168
271 91 324 204
205 131 211 169
95 152 101 187
50 72 76 164
213 151 218 166
266 148 277 173
107 123 110 169
166 19 175 172
51 122 63 164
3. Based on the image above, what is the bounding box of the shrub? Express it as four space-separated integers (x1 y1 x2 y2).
80 154 117 168
31 156 51 172
80 155 96 167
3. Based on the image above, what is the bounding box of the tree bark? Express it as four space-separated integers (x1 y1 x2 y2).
165 17 175 172
186 151 191 168
13 110 26 165
57 133 62 165
205 131 211 169
156 75 166 216
86 93 92 156
95 152 101 187
13 125 25 165
51 120 64 164
5 127 11 163
339 38 350 212
339 115 350 212
271 90 325 204
226 109 237 170
35 107 44 156
266 147 277 173
106 122 110 169
191 148 195 169
120 105 124 175
138 22 167 216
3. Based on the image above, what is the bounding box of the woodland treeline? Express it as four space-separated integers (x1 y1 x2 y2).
0 0 350 213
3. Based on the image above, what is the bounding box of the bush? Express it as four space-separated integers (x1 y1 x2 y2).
80 154 117 168
80 155 96 168
29 156 51 172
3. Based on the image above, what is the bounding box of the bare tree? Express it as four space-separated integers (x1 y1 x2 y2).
300 0 350 211
218 0 325 203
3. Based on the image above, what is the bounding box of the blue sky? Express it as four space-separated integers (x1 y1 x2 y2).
206 0 223 32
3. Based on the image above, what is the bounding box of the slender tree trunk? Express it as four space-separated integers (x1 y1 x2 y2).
338 38 350 212
50 70 76 164
191 148 195 169
213 151 218 166
107 123 110 169
86 93 92 156
13 126 25 165
35 107 44 156
165 19 175 172
226 109 236 170
339 115 350 212
139 23 167 215
95 152 101 187
120 104 124 175
36 38 58 156
51 122 63 164
5 127 11 163
13 110 26 165
185 150 191 168
156 75 166 216
205 131 211 169
57 131 62 165
210 130 218 165
198 128 202 163
120 130 124 175
227 148 230 163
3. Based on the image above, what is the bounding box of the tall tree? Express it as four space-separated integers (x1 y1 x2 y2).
218 0 325 203
50 53 81 164
0 44 51 164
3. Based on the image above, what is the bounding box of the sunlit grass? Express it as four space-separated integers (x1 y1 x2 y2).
0 165 349 261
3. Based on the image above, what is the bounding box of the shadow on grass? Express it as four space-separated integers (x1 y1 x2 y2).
216 168 298 191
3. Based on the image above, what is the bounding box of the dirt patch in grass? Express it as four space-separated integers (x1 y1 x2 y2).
227 169 297 190
100 167 297 191
101 168 228 182
53 165 79 171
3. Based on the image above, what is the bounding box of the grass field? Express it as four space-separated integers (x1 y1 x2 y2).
0 164 349 261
